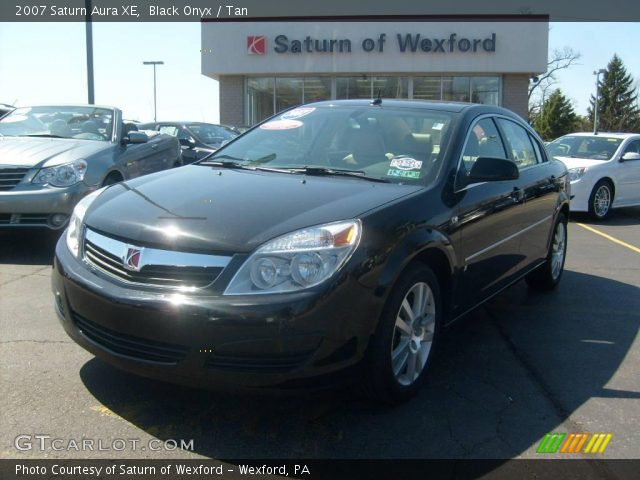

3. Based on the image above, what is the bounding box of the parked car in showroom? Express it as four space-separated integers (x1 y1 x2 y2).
53 100 569 403
0 105 181 229
138 121 239 164
547 132 640 219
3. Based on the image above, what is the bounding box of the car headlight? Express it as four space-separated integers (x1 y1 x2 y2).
224 220 361 295
568 167 587 182
66 187 106 258
33 160 87 187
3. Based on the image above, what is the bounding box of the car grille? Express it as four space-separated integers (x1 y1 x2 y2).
73 311 189 364
83 229 230 290
205 351 314 373
0 167 29 191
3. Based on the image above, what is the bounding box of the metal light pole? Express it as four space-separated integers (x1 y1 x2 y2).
143 61 164 122
593 68 606 134
85 0 94 104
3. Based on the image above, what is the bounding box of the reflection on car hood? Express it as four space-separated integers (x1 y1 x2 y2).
0 137 109 168
85 165 422 253
554 156 607 170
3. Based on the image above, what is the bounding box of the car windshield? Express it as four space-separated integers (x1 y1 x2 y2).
201 105 456 186
547 135 623 160
188 123 237 144
0 106 114 141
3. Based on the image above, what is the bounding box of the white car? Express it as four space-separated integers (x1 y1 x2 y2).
547 132 640 219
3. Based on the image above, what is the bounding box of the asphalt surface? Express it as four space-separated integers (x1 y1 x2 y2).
1 208 639 461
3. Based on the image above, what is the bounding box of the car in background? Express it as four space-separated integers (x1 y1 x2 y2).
53 100 569 402
547 132 640 219
0 105 181 229
139 122 239 164
0 104 14 118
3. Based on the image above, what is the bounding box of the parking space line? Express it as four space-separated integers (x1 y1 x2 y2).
576 223 640 254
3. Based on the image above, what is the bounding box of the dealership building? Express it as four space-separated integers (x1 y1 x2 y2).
201 19 548 126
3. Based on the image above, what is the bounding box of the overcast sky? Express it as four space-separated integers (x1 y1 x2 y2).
0 22 638 123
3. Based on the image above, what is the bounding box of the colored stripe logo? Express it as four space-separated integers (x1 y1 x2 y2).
537 433 612 454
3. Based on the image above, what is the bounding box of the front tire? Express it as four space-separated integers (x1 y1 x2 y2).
588 180 614 220
526 213 567 291
362 263 442 404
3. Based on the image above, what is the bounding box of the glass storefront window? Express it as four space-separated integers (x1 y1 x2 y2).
372 77 408 98
413 77 442 100
303 77 331 103
247 75 500 125
336 77 371 99
275 77 303 113
471 77 500 105
247 77 274 126
442 76 471 102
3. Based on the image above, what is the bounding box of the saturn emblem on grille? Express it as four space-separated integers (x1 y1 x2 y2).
123 246 143 271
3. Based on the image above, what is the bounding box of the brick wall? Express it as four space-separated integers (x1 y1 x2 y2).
219 76 244 126
502 74 530 120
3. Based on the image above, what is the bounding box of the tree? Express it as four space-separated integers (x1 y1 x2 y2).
588 54 640 132
533 89 578 140
528 47 581 120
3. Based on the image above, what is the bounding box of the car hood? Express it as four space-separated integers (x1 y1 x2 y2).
554 156 607 170
85 165 422 253
0 136 109 168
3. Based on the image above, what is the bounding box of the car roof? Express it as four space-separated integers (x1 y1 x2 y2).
562 132 640 139
12 104 117 110
305 98 501 114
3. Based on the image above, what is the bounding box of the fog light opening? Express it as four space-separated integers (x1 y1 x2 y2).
49 213 69 228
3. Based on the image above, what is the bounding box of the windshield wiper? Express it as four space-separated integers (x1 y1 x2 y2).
199 156 292 174
289 166 391 183
21 133 66 139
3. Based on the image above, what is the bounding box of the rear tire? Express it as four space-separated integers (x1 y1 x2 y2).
588 180 614 220
362 263 442 404
526 213 567 291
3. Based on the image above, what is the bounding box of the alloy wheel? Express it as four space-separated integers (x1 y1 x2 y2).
391 282 436 386
593 184 611 218
550 221 566 280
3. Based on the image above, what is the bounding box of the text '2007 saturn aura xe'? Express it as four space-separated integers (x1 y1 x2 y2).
52 99 569 403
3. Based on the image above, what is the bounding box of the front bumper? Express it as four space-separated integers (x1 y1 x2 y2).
52 237 381 389
0 183 92 229
568 179 593 213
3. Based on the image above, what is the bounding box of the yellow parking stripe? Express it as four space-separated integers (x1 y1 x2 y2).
598 434 613 453
576 223 640 254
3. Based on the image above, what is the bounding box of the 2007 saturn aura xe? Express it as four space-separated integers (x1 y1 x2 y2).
52 100 569 402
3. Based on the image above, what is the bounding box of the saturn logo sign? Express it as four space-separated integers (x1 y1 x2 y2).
123 247 143 271
247 36 266 55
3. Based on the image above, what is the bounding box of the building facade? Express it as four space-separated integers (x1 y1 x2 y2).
202 20 548 126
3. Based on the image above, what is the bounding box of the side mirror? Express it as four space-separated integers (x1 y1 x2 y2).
179 137 196 147
124 131 148 145
620 151 640 162
468 157 519 182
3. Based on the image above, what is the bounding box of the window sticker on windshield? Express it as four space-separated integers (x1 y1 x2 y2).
432 122 445 130
387 169 421 179
259 119 303 130
280 107 315 120
390 157 423 171
606 138 618 142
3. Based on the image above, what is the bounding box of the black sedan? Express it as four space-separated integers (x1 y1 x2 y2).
138 121 239 164
52 100 569 403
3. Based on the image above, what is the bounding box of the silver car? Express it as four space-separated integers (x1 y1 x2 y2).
0 105 181 229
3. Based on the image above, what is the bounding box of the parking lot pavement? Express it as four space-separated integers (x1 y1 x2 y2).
1 209 638 461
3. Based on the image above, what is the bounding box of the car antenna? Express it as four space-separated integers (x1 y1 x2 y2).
371 90 382 106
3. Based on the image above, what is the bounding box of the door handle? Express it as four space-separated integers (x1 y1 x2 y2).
151 144 158 149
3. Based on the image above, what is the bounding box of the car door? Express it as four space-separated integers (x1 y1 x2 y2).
454 116 526 311
117 123 147 179
615 138 640 206
495 118 557 267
